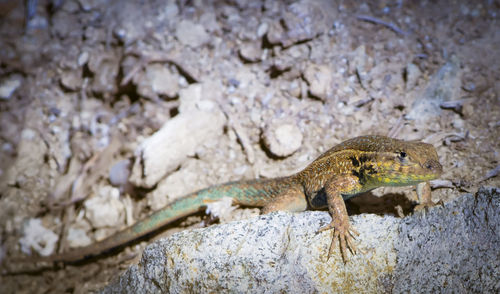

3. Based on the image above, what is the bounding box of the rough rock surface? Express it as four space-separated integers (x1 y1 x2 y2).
102 187 500 293
103 213 399 293
393 186 500 293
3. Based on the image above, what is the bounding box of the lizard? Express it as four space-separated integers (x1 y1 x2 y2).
9 135 443 266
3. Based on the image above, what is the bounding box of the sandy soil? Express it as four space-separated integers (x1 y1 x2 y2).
0 0 499 292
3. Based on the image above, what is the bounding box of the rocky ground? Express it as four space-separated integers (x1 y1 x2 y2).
0 0 499 293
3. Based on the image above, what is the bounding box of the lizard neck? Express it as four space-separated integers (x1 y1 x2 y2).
295 149 383 195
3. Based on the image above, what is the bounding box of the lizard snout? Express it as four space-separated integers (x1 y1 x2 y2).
423 159 443 176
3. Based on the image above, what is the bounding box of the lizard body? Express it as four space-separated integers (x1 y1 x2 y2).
17 135 443 264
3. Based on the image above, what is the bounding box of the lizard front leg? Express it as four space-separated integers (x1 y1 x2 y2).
317 175 361 261
414 181 435 211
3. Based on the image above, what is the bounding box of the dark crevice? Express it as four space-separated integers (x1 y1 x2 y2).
268 65 291 79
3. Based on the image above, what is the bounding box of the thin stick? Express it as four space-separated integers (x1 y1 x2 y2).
357 15 408 36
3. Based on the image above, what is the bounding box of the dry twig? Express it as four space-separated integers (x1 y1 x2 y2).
357 15 408 36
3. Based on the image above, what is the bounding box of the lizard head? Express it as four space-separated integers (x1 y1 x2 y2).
311 135 443 189
373 139 443 186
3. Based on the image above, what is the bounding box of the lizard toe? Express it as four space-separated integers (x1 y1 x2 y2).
321 220 358 262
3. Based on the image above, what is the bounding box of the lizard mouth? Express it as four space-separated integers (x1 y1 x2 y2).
422 159 443 177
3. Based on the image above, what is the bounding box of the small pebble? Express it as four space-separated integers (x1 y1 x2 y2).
0 75 22 100
405 63 421 90
175 20 210 48
109 160 131 187
303 64 333 101
263 122 303 157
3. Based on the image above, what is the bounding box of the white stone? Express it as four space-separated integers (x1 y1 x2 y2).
0 75 22 100
263 122 303 157
205 197 237 223
130 109 226 188
257 22 268 37
84 186 125 228
109 159 131 187
66 227 92 248
19 219 59 256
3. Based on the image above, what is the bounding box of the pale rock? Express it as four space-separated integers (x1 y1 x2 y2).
239 42 262 62
199 11 219 33
200 80 223 102
266 21 285 45
405 63 421 90
86 50 120 94
205 197 237 223
350 45 369 74
368 62 389 90
452 117 465 130
78 51 89 66
21 128 36 140
285 79 301 98
175 20 210 48
60 69 83 90
129 108 226 188
178 83 203 113
257 22 268 37
266 0 337 47
84 186 125 229
233 165 248 176
263 121 303 157
0 74 22 100
407 55 462 122
164 2 179 19
91 58 119 94
137 64 179 99
103 187 500 293
233 66 257 90
19 218 59 256
66 226 92 248
103 212 399 293
303 63 334 101
3 128 47 186
109 159 131 187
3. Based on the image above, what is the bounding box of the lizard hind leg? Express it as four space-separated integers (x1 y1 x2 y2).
261 187 308 214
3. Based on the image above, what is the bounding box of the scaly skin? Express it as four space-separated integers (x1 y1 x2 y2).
15 135 443 264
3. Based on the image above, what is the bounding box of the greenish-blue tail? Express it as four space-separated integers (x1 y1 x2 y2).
47 178 294 262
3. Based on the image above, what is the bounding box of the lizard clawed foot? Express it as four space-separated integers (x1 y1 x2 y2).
317 219 359 262
414 199 441 215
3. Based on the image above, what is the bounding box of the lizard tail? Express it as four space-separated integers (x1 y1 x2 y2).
37 178 293 263
35 192 204 263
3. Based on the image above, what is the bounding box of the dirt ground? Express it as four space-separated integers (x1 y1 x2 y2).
0 0 499 293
